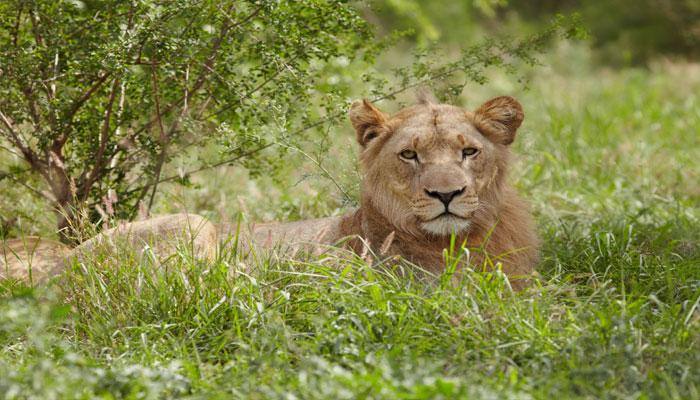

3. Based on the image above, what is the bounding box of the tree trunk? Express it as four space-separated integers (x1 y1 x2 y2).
46 161 79 244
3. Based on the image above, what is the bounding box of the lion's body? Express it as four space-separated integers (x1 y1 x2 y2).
222 215 345 251
1 214 216 283
1 237 69 283
2 93 539 289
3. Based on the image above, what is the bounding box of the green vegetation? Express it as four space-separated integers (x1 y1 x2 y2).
0 0 375 239
2 51 699 398
374 0 700 64
1 1 699 399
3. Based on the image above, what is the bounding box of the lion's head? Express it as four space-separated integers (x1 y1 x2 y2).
349 93 524 237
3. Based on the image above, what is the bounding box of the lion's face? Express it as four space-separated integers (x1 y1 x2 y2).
350 95 523 237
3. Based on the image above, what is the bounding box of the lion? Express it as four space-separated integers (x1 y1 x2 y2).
1 93 539 289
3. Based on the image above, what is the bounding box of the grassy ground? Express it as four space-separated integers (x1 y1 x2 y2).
1 47 699 398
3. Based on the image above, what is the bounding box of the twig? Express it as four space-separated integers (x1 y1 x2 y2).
276 141 352 202
55 71 112 149
146 59 168 212
129 4 256 138
79 77 120 200
0 169 53 202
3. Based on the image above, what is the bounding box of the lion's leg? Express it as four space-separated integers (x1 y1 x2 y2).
72 213 218 264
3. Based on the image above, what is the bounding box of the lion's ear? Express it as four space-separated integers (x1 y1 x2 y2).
349 99 388 147
473 96 524 145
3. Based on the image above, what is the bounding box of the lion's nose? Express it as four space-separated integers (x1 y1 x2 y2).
425 187 465 207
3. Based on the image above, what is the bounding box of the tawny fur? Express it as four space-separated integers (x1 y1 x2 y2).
1 214 216 283
2 95 539 289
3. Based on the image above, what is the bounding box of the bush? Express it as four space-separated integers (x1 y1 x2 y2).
0 0 374 240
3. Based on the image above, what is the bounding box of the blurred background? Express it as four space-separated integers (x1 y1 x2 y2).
373 0 700 64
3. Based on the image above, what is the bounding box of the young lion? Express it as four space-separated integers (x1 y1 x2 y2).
2 94 539 288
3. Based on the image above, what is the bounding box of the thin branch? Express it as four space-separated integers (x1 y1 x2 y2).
79 78 120 200
54 71 112 149
50 52 59 99
0 143 22 159
130 4 256 137
98 80 128 173
65 71 112 121
28 8 45 47
0 111 19 141
183 64 190 116
222 4 263 31
126 7 243 212
0 110 37 164
21 85 42 129
205 52 302 119
11 5 22 47
277 141 352 202
28 7 53 93
146 60 168 211
122 142 274 200
0 169 53 202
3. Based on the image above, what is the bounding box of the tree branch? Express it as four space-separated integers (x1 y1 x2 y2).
11 5 22 48
54 71 112 150
21 85 43 130
146 60 168 211
78 78 120 200
130 4 257 138
28 7 53 92
0 109 45 176
121 142 274 202
0 169 53 203
205 52 302 119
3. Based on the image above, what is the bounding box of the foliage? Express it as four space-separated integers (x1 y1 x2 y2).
0 294 191 399
0 0 374 240
1 57 699 399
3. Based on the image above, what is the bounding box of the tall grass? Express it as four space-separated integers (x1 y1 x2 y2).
1 50 698 399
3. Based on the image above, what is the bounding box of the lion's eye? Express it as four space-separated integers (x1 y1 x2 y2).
399 149 418 161
462 147 479 159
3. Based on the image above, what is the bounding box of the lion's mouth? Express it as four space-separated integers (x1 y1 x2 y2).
419 211 473 236
428 211 468 221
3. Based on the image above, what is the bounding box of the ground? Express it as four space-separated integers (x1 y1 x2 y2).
1 45 699 399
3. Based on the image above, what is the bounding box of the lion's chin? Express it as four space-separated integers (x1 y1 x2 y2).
420 215 471 237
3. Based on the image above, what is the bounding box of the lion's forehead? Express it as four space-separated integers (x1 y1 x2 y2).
391 108 481 147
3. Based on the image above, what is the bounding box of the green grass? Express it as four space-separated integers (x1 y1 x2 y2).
1 52 699 399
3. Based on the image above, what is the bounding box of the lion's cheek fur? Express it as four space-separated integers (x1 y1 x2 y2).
362 166 418 236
